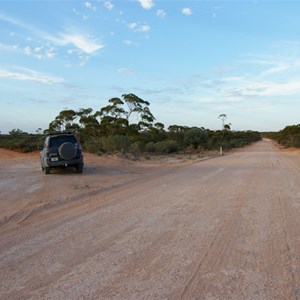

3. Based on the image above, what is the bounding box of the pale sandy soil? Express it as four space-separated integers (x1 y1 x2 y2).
1 140 300 299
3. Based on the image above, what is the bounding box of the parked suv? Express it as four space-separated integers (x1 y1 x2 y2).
40 133 84 174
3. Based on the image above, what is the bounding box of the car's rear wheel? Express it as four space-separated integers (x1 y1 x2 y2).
76 164 83 173
44 167 51 174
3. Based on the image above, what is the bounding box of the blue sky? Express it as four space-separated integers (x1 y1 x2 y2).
1 0 300 133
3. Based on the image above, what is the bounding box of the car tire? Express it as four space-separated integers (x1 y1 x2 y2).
76 164 83 173
59 142 76 160
45 167 51 174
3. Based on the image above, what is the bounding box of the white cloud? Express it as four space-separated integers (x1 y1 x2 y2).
104 1 114 10
117 67 134 75
139 0 154 10
1 42 54 60
34 46 43 52
156 9 166 18
261 63 289 76
241 54 300 79
259 80 300 96
128 22 138 30
140 25 151 32
0 13 22 27
24 46 31 55
220 76 300 99
0 13 55 41
182 8 192 15
23 44 56 59
73 8 80 16
128 22 150 32
59 33 104 54
0 68 64 84
73 8 89 20
123 40 133 45
84 2 97 11
0 43 19 51
0 13 103 55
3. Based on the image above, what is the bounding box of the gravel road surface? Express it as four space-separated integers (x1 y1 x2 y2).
1 139 300 299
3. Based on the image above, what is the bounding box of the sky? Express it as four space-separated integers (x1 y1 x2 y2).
1 0 300 133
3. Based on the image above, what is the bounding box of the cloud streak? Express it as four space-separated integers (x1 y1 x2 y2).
0 13 104 55
58 33 104 54
0 68 64 84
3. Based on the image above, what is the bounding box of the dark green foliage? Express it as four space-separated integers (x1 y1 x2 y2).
48 109 79 133
128 141 144 158
145 140 179 154
219 130 261 150
0 132 45 152
1 94 263 154
100 135 131 153
272 124 300 147
83 138 104 156
184 127 208 149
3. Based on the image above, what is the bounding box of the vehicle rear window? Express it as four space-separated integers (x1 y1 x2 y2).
49 136 77 148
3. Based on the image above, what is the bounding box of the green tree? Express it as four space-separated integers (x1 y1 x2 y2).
9 128 28 136
95 94 155 136
184 127 208 149
48 109 79 133
122 93 155 130
77 108 100 141
167 125 187 144
278 125 300 147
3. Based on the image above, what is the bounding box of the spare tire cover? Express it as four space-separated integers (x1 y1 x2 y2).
59 142 76 160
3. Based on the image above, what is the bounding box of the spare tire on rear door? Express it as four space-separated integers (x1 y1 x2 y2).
59 142 76 160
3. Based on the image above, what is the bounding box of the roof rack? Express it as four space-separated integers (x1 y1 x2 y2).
48 132 75 135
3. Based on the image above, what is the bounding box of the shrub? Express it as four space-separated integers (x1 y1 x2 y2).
101 135 131 153
145 140 179 154
130 141 144 156
184 128 208 149
145 142 156 153
0 134 44 152
83 139 104 155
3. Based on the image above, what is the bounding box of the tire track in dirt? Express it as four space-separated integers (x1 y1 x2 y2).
272 151 300 299
276 196 299 299
177 171 255 299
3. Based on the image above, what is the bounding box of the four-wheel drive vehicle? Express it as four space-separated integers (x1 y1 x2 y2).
40 133 84 174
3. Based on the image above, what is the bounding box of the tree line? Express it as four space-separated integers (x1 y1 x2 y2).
0 93 262 155
263 124 300 148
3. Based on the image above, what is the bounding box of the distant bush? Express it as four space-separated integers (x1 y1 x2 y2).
0 127 262 155
129 141 144 156
145 142 156 153
83 139 104 155
0 134 44 152
184 128 208 149
145 140 179 154
100 135 131 153
275 125 300 147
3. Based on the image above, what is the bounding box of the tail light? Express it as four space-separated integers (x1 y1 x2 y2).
76 142 82 150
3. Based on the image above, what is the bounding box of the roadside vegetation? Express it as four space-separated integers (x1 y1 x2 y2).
263 124 300 148
0 94 261 156
0 129 45 153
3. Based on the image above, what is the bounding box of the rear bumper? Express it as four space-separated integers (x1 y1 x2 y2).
43 158 84 168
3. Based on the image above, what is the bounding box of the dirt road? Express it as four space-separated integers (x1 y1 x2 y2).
1 139 300 299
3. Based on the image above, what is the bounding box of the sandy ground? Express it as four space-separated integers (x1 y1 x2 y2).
1 139 300 299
